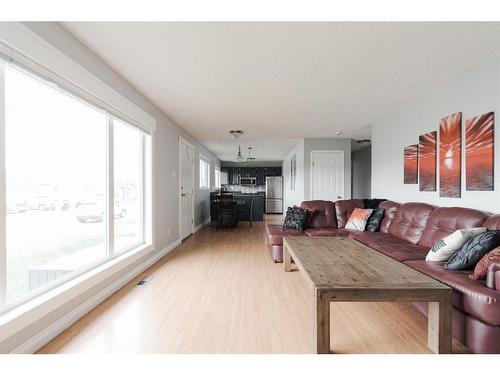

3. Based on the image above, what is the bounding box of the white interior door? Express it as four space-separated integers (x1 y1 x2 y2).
311 151 344 201
180 138 194 239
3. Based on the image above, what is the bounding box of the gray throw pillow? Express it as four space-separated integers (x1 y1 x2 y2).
445 230 500 270
365 209 385 232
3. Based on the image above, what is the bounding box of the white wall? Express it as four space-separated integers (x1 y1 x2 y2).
372 56 500 213
283 139 305 209
283 137 352 208
352 146 371 199
0 22 219 352
303 138 352 200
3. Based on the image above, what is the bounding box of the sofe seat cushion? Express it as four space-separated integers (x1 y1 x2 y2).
388 202 435 244
304 228 352 237
484 214 500 230
300 200 338 229
334 199 363 228
405 260 500 326
378 201 401 233
266 224 304 246
419 207 489 248
370 237 429 262
350 232 429 262
349 231 387 242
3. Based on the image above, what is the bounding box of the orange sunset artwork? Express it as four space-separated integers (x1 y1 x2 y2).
439 112 462 198
466 112 494 191
419 131 437 191
404 144 418 184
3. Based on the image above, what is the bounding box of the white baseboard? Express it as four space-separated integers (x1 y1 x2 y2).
194 218 211 233
10 239 182 354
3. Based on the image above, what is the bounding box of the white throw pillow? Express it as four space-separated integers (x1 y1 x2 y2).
425 227 487 262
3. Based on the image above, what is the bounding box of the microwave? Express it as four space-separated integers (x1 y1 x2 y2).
240 177 257 186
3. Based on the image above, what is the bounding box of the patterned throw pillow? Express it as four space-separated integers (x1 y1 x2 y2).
445 230 500 270
365 208 385 232
283 206 310 231
425 227 487 262
469 248 500 280
345 208 373 231
294 205 316 228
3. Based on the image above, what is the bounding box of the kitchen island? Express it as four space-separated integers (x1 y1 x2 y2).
210 192 266 223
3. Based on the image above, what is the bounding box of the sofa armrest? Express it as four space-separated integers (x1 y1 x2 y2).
486 261 500 290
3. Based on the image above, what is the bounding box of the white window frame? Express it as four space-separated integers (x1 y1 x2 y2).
199 155 210 190
215 166 221 189
0 53 154 314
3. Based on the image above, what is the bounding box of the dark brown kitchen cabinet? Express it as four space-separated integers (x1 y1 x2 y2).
221 166 282 185
256 168 265 185
231 167 240 185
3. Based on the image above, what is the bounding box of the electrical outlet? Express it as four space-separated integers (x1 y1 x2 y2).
167 227 171 236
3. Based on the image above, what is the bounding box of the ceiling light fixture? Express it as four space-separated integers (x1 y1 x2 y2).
233 144 246 162
229 130 245 138
334 131 344 136
247 147 256 161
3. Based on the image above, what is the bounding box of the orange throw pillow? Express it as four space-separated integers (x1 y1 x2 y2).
345 208 373 231
469 247 500 280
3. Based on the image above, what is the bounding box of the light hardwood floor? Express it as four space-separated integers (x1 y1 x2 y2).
38 215 469 354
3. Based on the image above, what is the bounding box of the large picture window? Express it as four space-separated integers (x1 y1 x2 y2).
0 60 153 311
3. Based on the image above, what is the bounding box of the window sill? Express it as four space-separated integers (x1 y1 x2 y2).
0 242 155 344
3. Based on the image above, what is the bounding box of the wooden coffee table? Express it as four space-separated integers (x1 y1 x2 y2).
283 236 452 354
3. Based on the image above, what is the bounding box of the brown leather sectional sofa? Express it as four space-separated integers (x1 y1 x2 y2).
265 199 500 353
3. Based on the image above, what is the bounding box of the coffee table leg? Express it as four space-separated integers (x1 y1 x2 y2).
427 292 452 354
283 243 292 272
315 290 331 354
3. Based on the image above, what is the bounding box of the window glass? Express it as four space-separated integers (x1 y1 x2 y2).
199 157 210 189
113 119 143 253
215 168 221 188
4 65 107 303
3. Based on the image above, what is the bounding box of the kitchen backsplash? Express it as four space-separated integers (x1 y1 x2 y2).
222 184 266 193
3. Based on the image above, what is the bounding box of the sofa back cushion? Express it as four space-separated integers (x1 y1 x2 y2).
300 200 337 228
388 202 435 244
484 214 500 230
334 199 363 228
418 207 489 248
378 201 401 233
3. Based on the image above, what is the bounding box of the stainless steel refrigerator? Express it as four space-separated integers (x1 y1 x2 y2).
265 176 283 214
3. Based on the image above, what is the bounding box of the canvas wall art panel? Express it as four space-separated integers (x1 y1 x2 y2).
404 144 418 184
290 153 296 190
439 112 462 198
419 131 437 191
466 112 494 191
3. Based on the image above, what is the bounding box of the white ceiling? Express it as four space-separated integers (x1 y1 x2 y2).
62 22 500 161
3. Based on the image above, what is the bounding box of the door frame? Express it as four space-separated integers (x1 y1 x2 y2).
179 136 195 240
310 150 345 200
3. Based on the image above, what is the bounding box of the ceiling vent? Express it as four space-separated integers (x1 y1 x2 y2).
356 139 371 144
